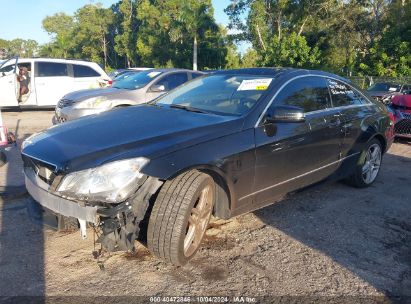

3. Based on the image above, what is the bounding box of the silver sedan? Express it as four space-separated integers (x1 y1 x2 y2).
53 68 203 124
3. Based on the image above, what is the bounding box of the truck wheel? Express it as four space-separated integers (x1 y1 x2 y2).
147 170 215 266
347 139 382 188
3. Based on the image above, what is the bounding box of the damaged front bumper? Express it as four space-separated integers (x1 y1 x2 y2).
25 168 99 224
24 167 163 251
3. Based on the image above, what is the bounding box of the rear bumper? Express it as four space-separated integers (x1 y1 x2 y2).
24 168 99 224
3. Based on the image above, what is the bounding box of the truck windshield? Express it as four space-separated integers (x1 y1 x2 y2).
155 74 273 116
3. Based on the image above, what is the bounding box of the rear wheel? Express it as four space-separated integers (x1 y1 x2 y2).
147 170 215 266
347 139 382 188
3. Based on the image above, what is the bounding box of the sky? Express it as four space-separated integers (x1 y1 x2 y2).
0 0 233 45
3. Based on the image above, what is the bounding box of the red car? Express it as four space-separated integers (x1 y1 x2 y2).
389 95 411 139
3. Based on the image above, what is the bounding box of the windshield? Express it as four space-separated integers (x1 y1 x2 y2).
155 75 273 116
367 83 401 92
0 57 18 74
112 70 162 90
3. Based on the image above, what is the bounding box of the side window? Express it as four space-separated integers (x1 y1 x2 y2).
273 76 331 112
37 62 68 77
327 79 367 107
155 73 188 91
73 65 100 77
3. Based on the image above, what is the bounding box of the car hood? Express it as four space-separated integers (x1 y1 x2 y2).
63 87 138 102
368 91 396 97
22 105 242 173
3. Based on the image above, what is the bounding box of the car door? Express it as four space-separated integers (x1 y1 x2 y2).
326 78 375 158
252 76 343 206
17 60 37 106
145 72 189 102
0 57 18 107
35 61 72 106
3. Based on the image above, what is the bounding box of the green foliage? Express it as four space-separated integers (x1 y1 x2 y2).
1 0 408 76
262 33 320 68
226 0 411 76
0 39 39 58
241 48 260 68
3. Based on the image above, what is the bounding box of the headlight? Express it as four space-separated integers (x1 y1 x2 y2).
74 96 112 109
57 157 149 203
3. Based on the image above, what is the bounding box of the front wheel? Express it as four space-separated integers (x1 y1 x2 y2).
346 139 382 188
147 170 215 266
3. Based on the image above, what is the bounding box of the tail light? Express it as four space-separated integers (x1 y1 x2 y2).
108 79 113 86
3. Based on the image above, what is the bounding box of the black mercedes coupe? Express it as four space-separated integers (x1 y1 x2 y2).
21 68 394 266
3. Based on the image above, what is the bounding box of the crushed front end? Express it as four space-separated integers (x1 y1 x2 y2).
390 95 411 139
22 154 163 252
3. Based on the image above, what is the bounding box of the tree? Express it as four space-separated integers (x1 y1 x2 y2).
241 48 260 68
176 0 218 70
113 0 139 67
42 13 75 58
74 4 115 68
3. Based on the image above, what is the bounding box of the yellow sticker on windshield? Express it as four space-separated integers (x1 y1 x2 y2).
238 78 272 91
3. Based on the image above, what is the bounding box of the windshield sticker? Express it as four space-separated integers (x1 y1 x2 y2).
147 71 162 78
237 78 272 91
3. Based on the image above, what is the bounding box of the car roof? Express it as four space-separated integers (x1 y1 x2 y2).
16 58 100 66
147 68 204 74
211 67 350 82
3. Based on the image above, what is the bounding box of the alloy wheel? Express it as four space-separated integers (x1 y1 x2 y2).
184 185 214 257
362 143 382 184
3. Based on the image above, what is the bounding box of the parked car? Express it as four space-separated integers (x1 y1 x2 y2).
0 57 110 108
22 68 393 266
53 68 204 123
367 82 411 104
387 94 411 139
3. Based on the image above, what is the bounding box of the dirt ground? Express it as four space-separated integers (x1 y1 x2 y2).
0 111 410 302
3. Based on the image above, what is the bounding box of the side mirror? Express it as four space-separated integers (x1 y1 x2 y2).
264 105 305 124
150 84 166 92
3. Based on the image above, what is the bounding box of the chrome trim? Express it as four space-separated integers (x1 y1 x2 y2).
255 74 373 127
239 152 360 201
304 104 373 117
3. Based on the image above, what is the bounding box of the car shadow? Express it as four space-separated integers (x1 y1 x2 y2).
0 118 45 301
253 152 411 300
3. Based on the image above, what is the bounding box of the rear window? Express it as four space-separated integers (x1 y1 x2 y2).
73 65 100 77
37 62 68 77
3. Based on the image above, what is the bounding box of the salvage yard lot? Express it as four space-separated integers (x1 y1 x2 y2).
0 110 410 300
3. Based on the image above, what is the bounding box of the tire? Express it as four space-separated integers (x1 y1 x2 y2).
346 139 382 188
147 170 215 266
